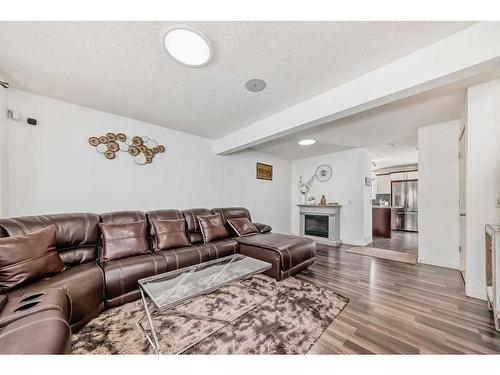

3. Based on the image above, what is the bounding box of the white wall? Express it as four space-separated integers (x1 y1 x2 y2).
0 74 7 217
291 148 372 246
418 120 460 269
466 79 500 299
3 89 292 233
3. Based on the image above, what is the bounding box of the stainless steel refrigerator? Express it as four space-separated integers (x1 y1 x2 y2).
391 180 418 232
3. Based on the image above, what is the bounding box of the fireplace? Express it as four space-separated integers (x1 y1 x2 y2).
304 215 329 238
298 204 342 246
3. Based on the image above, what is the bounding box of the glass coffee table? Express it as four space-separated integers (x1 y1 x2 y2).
137 254 271 354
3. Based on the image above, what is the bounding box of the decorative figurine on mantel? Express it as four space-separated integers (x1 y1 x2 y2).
297 175 315 204
319 195 327 205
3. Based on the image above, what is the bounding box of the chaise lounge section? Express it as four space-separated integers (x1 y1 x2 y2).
0 207 315 354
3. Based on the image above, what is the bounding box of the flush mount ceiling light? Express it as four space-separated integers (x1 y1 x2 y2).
164 26 212 67
298 139 316 146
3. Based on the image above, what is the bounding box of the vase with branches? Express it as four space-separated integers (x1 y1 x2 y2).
297 175 315 204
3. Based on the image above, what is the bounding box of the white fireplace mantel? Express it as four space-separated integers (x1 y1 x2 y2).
298 204 342 246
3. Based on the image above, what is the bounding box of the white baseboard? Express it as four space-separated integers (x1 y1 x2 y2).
417 257 459 270
465 285 487 301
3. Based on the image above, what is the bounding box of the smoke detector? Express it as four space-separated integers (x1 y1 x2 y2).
245 79 266 92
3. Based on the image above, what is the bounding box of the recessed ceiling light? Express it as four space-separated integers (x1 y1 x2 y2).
298 139 316 146
164 26 212 67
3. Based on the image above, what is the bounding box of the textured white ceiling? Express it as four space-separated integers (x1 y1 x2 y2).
0 21 474 138
251 67 500 167
251 87 467 168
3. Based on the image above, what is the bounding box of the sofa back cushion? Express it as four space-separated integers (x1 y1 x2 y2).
99 211 150 262
151 219 190 251
0 213 100 267
146 209 184 248
211 207 252 236
181 208 211 244
197 213 229 243
0 225 66 291
227 217 259 237
99 221 149 261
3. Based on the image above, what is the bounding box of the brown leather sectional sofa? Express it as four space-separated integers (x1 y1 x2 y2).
0 207 316 354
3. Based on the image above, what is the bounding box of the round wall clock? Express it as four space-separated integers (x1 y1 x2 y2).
315 164 332 182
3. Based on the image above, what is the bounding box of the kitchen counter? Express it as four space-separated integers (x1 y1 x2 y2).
372 207 396 238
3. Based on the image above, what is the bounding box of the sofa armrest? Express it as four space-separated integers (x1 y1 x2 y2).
253 223 272 233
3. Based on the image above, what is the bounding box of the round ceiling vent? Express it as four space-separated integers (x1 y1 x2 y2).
245 79 266 92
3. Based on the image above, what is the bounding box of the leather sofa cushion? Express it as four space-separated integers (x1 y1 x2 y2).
99 220 149 261
0 288 71 327
101 254 167 304
197 214 229 243
160 244 211 271
0 213 100 267
253 223 272 233
0 295 6 311
0 225 66 291
227 217 259 237
211 207 251 235
182 208 211 244
236 233 316 271
204 239 239 260
159 239 239 271
146 209 184 248
151 219 190 251
5 261 105 329
0 309 71 354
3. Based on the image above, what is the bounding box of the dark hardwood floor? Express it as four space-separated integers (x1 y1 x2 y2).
369 230 418 253
297 243 500 354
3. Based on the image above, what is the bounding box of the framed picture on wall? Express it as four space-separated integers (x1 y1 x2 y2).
256 163 273 181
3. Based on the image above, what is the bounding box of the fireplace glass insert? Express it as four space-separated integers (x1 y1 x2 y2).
304 214 329 238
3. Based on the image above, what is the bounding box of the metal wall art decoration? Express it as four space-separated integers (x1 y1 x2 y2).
88 133 165 165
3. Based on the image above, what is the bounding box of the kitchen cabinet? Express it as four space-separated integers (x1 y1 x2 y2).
406 171 418 180
376 174 391 194
376 171 418 196
390 172 406 181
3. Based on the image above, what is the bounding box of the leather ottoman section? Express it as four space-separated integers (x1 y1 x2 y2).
159 244 212 271
101 253 167 309
203 239 239 260
279 258 315 281
0 309 71 354
236 233 316 281
237 233 316 270
5 261 105 332
239 244 282 280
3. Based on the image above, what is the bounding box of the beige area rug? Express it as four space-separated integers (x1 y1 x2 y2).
346 246 418 264
72 274 348 355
